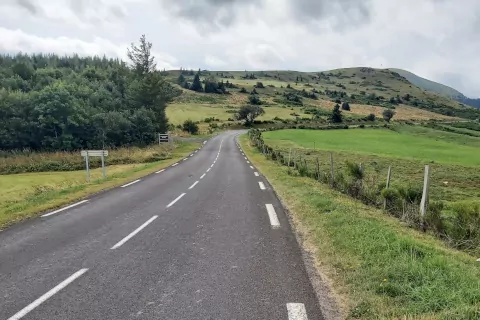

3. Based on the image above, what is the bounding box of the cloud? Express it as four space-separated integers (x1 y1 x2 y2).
16 0 42 15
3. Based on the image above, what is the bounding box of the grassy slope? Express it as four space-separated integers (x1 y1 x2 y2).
0 141 199 229
389 68 464 99
240 134 480 319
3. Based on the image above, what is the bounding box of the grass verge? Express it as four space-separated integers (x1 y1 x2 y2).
240 134 480 319
0 141 199 229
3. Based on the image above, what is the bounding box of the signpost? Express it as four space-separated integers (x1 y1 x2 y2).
81 150 109 182
159 134 170 144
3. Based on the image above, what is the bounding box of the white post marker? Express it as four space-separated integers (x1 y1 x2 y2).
121 179 141 188
111 216 158 249
258 182 266 190
167 193 186 208
265 204 280 229
287 303 308 320
7 269 89 320
41 200 89 218
189 181 199 190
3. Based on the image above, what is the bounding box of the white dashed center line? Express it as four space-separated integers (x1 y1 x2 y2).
189 181 199 190
265 204 281 229
111 216 158 249
207 168 211 172
200 173 206 179
167 193 186 208
7 268 89 320
287 303 308 320
258 182 266 190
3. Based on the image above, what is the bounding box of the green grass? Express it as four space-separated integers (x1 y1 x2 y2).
263 128 480 166
240 134 480 319
0 142 199 229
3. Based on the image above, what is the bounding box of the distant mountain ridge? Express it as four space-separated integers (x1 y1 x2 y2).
389 68 480 109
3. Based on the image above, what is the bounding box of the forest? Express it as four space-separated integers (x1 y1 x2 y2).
0 35 178 152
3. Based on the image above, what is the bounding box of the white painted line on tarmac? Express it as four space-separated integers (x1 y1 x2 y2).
111 216 158 249
287 303 308 320
254 172 260 176
121 179 141 188
189 181 199 190
250 166 254 169
7 268 89 320
265 204 281 229
207 168 211 172
258 182 266 190
190 154 194 157
247 161 250 164
167 193 186 208
41 200 89 218
172 163 178 167
200 173 206 179
156 169 165 174
183 158 188 161
195 150 198 153
244 157 247 160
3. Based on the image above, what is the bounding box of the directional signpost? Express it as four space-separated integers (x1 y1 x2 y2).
158 133 170 144
80 150 109 182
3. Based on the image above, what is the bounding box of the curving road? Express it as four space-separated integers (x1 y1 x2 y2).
0 131 324 320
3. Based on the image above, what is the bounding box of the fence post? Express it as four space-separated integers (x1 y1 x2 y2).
85 151 90 182
383 166 392 211
330 152 334 187
288 148 292 167
419 165 431 231
101 151 106 179
316 157 320 181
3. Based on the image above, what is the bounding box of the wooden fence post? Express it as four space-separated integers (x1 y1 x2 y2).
330 152 334 187
288 148 292 167
316 157 320 181
383 166 392 211
419 165 431 231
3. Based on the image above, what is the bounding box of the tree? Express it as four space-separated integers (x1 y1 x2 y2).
127 35 156 76
330 104 343 123
341 102 350 111
239 87 247 93
190 72 203 92
255 82 265 88
177 74 186 85
365 113 376 121
182 119 199 134
235 105 265 125
382 109 395 122
248 94 262 105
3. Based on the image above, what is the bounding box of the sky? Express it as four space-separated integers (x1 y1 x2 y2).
1 0 479 97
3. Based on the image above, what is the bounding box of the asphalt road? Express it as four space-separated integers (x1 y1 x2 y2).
0 131 325 320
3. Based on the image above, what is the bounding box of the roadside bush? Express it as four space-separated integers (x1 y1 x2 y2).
446 202 480 251
182 119 199 134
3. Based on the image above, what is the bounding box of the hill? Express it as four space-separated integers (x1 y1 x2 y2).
389 68 465 99
166 67 480 126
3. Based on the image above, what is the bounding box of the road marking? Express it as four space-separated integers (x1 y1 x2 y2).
258 182 266 190
213 161 216 164
254 172 259 176
172 163 178 167
156 169 165 174
247 161 250 164
41 200 89 218
195 150 198 153
266 204 281 229
183 158 188 161
167 193 186 208
287 303 308 320
242 153 244 155
203 141 207 144
121 179 141 188
190 154 194 157
7 268 89 320
207 168 211 172
244 157 247 160
111 216 158 249
200 173 206 179
250 166 254 169
210 164 214 168
189 181 199 190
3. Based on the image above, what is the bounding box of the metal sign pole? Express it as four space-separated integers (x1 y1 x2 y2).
85 151 90 182
101 151 106 179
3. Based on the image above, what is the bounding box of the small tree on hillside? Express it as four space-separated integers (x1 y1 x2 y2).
182 119 199 134
382 109 395 122
235 105 265 126
330 104 343 123
190 72 203 92
366 113 376 121
248 94 262 105
255 82 265 88
177 74 186 85
239 87 247 93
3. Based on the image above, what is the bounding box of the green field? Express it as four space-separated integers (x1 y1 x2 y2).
240 134 480 319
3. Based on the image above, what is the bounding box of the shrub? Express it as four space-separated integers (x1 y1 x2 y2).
182 119 199 134
365 113 376 121
255 82 265 88
382 109 395 122
248 94 262 105
341 102 351 111
239 87 247 93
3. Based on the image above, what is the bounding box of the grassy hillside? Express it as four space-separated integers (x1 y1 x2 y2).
389 68 465 99
165 68 480 128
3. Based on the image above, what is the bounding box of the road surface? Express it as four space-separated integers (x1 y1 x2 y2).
0 131 324 320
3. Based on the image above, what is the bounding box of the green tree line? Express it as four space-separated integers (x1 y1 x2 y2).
0 35 179 151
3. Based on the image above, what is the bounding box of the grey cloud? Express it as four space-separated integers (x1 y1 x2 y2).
158 0 262 29
69 0 127 22
289 0 372 31
16 0 42 15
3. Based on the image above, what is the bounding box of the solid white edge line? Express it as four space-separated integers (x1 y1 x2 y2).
207 168 211 172
172 163 178 167
155 169 165 174
200 173 206 179
167 193 186 208
7 269 89 320
121 179 141 188
265 204 281 229
254 172 260 176
41 200 89 218
250 166 254 169
183 158 188 161
258 182 266 190
286 303 308 320
111 216 158 249
189 181 199 190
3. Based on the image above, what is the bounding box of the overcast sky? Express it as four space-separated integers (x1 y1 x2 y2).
1 0 479 97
